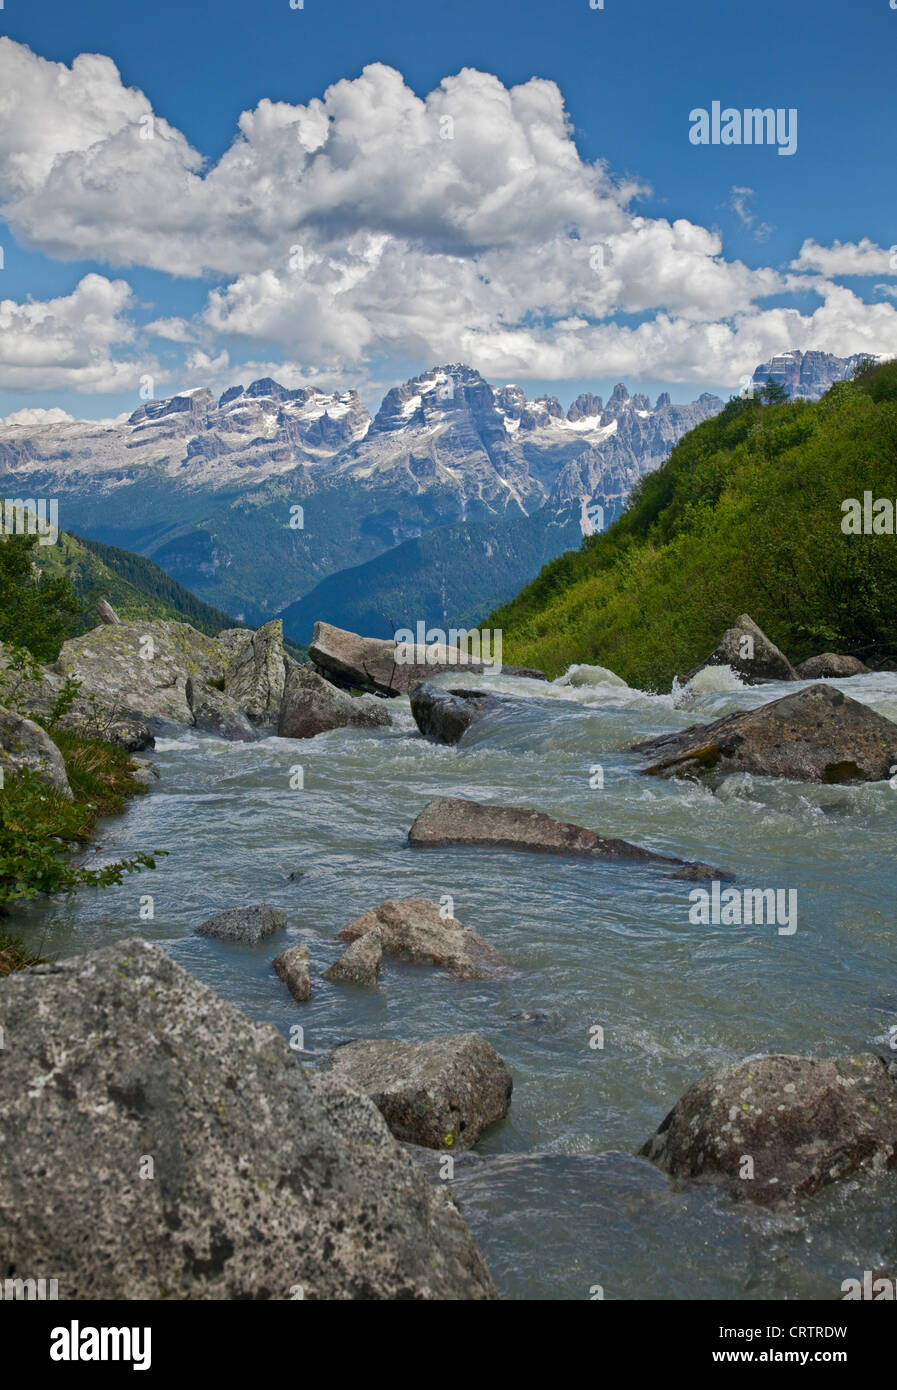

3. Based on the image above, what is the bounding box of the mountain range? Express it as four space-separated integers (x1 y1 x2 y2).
0 352 871 643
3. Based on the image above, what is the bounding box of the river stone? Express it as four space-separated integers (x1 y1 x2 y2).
272 944 312 1002
795 653 871 679
195 904 287 944
322 1033 513 1150
218 621 285 729
638 684 897 784
337 898 503 980
410 684 502 744
278 656 391 739
680 614 797 686
186 676 260 742
323 930 383 987
53 619 224 726
0 706 72 798
0 940 496 1298
639 1053 897 1203
309 621 498 696
407 797 723 879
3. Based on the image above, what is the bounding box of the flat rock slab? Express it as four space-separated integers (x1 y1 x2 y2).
273 944 312 1001
0 940 495 1298
637 683 897 784
195 904 287 944
309 621 544 696
337 897 503 980
408 797 724 880
323 1033 513 1150
639 1053 897 1203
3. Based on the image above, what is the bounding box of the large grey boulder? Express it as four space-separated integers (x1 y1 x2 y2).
272 944 312 1002
408 797 723 880
795 652 871 679
307 622 547 696
278 656 391 739
323 930 383 987
0 706 72 798
637 684 897 784
680 614 797 686
53 619 224 726
0 941 496 1298
0 641 152 750
337 898 503 980
195 904 287 944
322 1033 513 1151
639 1053 897 1203
218 621 285 729
186 676 260 742
410 684 503 744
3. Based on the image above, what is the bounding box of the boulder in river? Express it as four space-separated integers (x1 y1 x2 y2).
0 706 72 798
186 676 260 742
337 897 503 979
273 943 312 1002
322 1033 513 1150
278 656 391 739
408 797 725 880
309 621 545 696
639 1053 897 1202
323 930 383 987
410 683 503 744
795 652 871 679
195 903 287 944
218 621 286 730
0 939 496 1298
680 614 797 686
637 683 897 784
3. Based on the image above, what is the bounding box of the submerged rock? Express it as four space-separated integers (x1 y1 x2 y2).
273 943 312 1002
195 904 287 944
639 1053 897 1202
337 897 503 980
278 656 391 739
795 652 871 679
680 614 797 686
322 1033 513 1150
0 940 496 1298
0 706 72 798
410 684 503 744
637 684 897 784
407 797 724 879
323 930 383 987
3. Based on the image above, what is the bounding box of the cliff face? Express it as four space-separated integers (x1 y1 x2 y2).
750 350 879 400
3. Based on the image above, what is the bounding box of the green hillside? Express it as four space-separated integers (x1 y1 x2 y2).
487 363 897 689
36 531 242 637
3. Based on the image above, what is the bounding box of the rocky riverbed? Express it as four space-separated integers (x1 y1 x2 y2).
4 616 897 1298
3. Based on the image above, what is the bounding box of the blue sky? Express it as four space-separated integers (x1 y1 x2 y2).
0 0 895 420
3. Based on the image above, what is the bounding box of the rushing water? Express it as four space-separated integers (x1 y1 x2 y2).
15 665 897 1300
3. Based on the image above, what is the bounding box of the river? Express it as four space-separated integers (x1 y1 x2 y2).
15 664 897 1300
